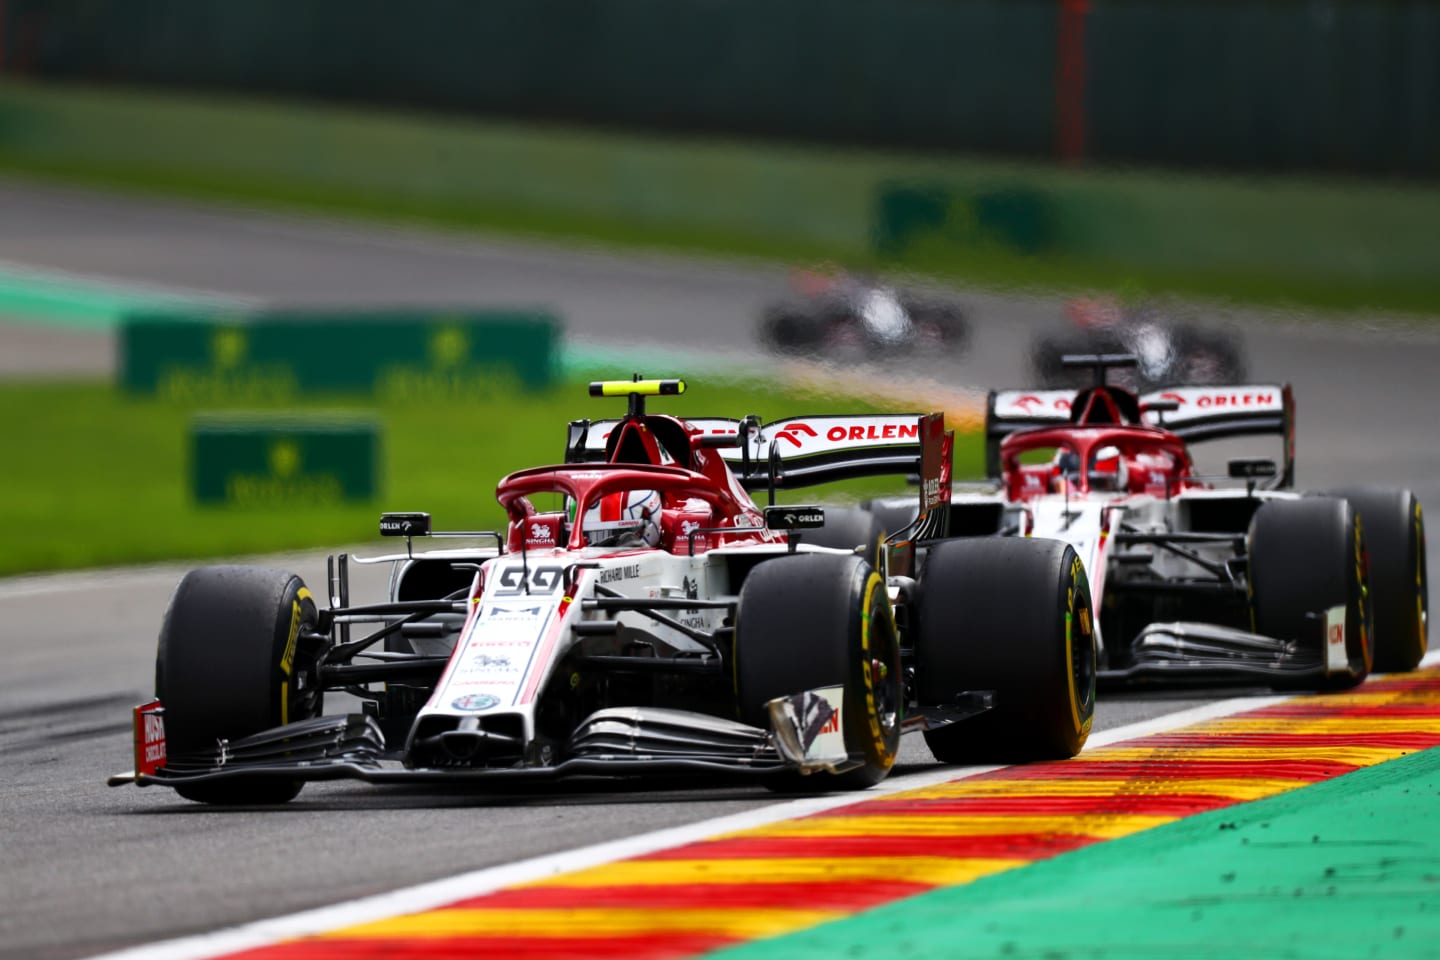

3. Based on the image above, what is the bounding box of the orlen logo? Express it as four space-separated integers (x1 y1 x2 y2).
1159 392 1187 405
1012 395 1071 413
772 423 818 448
1195 392 1274 408
818 711 841 735
824 423 919 442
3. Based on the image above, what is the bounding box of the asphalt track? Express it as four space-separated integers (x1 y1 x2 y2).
1 179 1437 960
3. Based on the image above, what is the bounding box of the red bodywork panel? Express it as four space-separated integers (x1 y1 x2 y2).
133 700 166 776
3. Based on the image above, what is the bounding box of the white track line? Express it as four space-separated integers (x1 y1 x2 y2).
0 256 258 307
84 651 1440 960
0 550 371 602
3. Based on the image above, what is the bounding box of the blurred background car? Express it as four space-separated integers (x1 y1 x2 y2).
1029 296 1246 391
757 267 970 359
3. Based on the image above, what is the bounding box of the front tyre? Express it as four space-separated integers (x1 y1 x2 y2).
735 553 901 789
1249 498 1372 689
1326 488 1427 672
155 565 324 804
915 538 1096 763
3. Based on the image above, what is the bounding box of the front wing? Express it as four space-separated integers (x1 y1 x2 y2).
108 691 866 791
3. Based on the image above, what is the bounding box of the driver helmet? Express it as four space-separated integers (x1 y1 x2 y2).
1090 445 1128 492
1051 447 1081 492
580 489 662 548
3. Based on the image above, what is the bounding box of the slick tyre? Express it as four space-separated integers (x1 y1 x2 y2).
156 566 323 804
915 538 1096 763
806 506 889 573
1326 488 1427 672
735 553 901 790
1249 498 1372 689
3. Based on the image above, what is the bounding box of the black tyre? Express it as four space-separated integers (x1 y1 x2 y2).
757 308 814 353
1029 336 1068 388
908 301 971 355
1326 488 1427 672
914 538 1096 763
1248 498 1372 689
735 553 901 789
805 506 889 573
156 565 324 804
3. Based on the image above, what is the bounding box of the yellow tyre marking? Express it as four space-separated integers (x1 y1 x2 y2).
860 570 895 767
1415 501 1427 658
1064 553 1090 736
1355 515 1371 672
280 586 314 725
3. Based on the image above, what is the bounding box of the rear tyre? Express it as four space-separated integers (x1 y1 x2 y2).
735 553 901 790
1326 488 1427 672
1248 498 1372 689
757 309 813 353
156 566 324 804
914 538 1095 763
1029 336 1068 388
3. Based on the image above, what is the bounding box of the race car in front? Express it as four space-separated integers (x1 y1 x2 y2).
111 378 1095 804
874 355 1426 690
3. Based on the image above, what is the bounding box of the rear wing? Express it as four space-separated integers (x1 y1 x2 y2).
567 412 953 537
985 384 1296 487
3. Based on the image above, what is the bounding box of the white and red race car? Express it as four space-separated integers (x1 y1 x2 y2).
112 378 1095 804
874 355 1427 690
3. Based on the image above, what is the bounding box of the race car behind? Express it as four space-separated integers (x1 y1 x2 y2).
868 356 1426 691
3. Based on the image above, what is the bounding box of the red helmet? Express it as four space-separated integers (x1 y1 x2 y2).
581 489 662 547
1089 445 1127 492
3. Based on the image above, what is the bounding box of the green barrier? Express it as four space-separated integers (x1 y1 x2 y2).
122 309 561 400
873 182 1061 258
191 413 379 506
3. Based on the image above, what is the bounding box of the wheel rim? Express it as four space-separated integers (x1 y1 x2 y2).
863 575 902 750
870 632 901 740
1416 501 1429 657
1069 564 1098 723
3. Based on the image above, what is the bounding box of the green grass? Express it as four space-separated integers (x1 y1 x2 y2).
1 376 983 577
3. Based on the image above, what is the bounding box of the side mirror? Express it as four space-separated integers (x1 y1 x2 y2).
380 512 432 537
764 505 825 530
1227 458 1277 480
699 433 741 448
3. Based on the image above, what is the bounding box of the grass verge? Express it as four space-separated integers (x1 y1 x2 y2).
2 376 982 577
